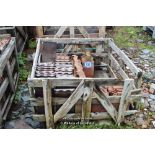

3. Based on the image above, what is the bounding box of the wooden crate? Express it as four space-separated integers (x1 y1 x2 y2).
0 26 28 54
28 38 142 128
36 26 106 38
0 36 19 127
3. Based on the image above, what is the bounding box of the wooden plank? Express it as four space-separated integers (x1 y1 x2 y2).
6 61 15 92
42 80 54 128
54 26 68 38
36 26 43 37
109 53 129 79
64 45 72 53
82 81 94 119
3 73 19 120
109 40 142 76
16 27 26 39
94 84 118 122
117 79 134 125
54 80 85 123
32 110 138 122
30 94 141 107
28 78 123 87
77 26 90 38
70 26 75 38
40 38 110 44
31 39 40 78
0 78 9 101
0 38 15 76
99 26 106 37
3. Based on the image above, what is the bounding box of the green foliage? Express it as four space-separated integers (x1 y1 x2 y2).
28 39 37 49
18 53 30 81
14 88 21 104
57 122 134 129
113 26 155 53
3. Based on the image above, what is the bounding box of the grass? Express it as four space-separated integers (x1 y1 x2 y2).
18 53 30 81
28 39 37 49
110 26 155 53
57 122 134 129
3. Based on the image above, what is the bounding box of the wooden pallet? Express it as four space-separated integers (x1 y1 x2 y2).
28 38 142 128
36 26 106 38
0 26 28 54
0 36 19 127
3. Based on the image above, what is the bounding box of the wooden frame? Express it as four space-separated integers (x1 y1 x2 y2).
28 38 142 128
0 26 28 54
36 26 106 38
0 37 19 127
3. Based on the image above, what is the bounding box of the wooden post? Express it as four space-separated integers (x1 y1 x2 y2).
82 81 94 120
36 26 43 37
70 26 75 38
117 79 134 125
42 79 54 128
99 26 106 37
54 26 68 38
77 26 90 38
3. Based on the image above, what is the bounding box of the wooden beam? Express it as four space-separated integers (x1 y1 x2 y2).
109 53 129 79
54 26 68 38
99 26 106 37
42 80 54 128
36 26 43 37
117 79 134 125
109 40 142 76
31 39 40 78
69 26 75 38
40 38 110 44
82 81 94 120
0 39 15 76
32 110 138 122
77 26 90 38
94 84 118 122
54 80 85 123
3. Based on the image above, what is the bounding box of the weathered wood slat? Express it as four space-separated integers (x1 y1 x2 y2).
0 78 9 101
94 84 118 122
30 94 141 107
54 80 84 123
99 26 106 37
31 39 40 78
117 79 134 124
77 26 90 38
40 38 110 44
109 40 142 76
109 53 129 79
32 110 138 122
82 81 94 119
42 80 54 128
0 38 15 76
28 78 123 87
54 26 68 38
70 26 74 38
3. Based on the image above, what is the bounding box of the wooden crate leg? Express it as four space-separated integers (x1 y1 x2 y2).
82 81 94 121
42 80 54 129
117 79 134 125
36 26 43 38
99 26 106 37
